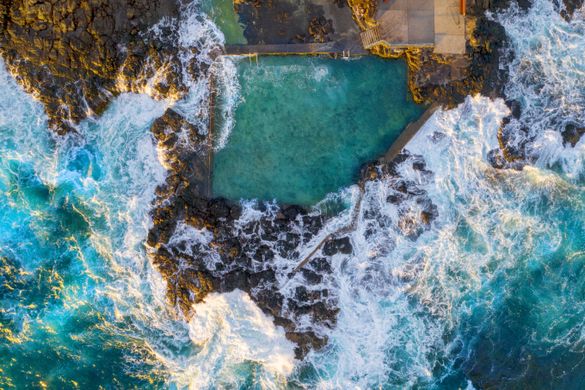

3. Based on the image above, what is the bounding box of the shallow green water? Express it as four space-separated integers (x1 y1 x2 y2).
212 56 424 205
201 0 246 44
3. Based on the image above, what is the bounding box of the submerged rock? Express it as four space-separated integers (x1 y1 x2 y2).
234 0 341 45
561 0 585 20
322 237 352 256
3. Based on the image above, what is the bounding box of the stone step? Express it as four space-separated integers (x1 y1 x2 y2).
360 26 382 49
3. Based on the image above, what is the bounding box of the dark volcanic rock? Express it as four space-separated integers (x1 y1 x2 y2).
235 0 336 44
562 123 585 147
148 105 335 357
561 0 585 20
309 257 332 273
5 0 555 363
0 0 182 133
415 0 512 107
322 237 352 256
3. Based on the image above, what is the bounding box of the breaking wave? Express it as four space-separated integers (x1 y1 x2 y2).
297 1 585 387
0 3 292 389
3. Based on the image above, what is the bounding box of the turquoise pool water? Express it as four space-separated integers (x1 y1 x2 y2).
212 56 424 205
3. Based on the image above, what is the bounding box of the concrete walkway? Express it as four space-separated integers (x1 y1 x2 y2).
434 0 466 54
382 103 440 163
224 41 368 56
376 0 435 45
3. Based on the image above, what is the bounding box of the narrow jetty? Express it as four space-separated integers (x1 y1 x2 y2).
291 183 364 275
224 41 368 57
206 73 217 198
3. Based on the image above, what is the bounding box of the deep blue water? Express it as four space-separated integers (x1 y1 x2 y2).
0 78 170 388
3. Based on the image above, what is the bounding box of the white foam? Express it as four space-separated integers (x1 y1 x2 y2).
168 221 214 249
4 0 585 387
0 3 295 387
183 290 296 388
496 0 585 177
211 56 241 150
304 88 580 386
106 1 585 387
0 60 57 185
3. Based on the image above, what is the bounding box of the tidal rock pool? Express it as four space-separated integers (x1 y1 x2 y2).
212 56 424 205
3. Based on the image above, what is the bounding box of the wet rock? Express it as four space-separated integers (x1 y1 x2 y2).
412 160 426 171
419 201 438 226
488 148 508 169
282 205 305 221
307 15 334 43
301 269 323 285
235 0 337 45
0 0 183 133
309 257 331 273
148 117 335 356
562 123 585 147
248 269 276 286
386 193 405 204
295 286 311 302
209 199 231 220
506 99 523 119
253 244 275 262
220 271 250 291
322 236 352 256
253 289 285 319
309 302 339 325
286 331 328 360
561 0 584 20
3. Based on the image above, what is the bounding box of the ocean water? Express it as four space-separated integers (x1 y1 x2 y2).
0 63 296 389
1 0 584 389
0 4 295 389
212 56 423 205
294 1 585 388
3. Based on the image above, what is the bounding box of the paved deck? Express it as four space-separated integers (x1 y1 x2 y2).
376 0 435 45
361 0 466 54
434 0 466 54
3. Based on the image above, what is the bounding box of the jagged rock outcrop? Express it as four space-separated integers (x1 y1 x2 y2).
7 0 578 361
147 105 340 357
561 0 584 19
0 0 181 133
0 0 342 358
234 0 344 45
147 106 440 357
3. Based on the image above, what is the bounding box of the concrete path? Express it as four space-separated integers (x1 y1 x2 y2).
434 0 466 54
224 41 369 56
376 0 435 45
382 103 440 163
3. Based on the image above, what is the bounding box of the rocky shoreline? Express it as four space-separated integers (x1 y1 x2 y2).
1 0 583 359
0 0 189 134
